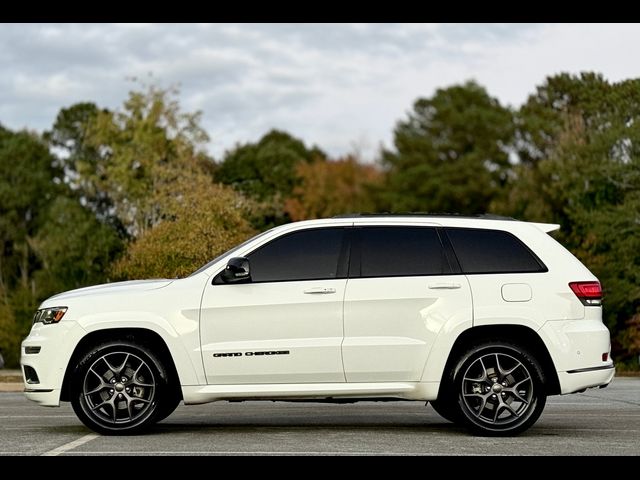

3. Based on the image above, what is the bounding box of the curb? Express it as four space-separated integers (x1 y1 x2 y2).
0 370 22 383
0 383 23 392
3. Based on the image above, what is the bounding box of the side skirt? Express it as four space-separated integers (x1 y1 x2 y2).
181 381 439 405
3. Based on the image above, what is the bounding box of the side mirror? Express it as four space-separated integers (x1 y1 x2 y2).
220 257 251 284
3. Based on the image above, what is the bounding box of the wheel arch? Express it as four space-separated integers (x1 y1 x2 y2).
439 325 561 397
60 328 183 402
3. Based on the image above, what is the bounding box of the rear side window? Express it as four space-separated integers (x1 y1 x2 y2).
248 228 346 282
445 228 546 274
357 227 450 277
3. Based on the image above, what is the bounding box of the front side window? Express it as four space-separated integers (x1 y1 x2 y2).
248 228 346 283
445 228 546 274
190 228 276 277
357 227 450 278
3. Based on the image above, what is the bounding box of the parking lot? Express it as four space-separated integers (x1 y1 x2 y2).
0 377 638 456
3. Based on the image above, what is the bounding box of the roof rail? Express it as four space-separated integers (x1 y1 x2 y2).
331 212 517 221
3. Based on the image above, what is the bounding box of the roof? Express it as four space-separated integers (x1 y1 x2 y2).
332 212 517 221
329 213 559 233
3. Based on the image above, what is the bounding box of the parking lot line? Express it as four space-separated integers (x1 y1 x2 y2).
41 434 99 456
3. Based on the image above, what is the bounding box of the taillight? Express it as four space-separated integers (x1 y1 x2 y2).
569 281 602 306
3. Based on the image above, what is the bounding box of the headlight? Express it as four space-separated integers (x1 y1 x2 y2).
33 307 68 325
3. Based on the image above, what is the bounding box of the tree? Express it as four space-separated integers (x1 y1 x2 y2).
0 126 61 293
0 126 62 358
31 196 123 296
0 289 20 368
284 156 383 220
215 130 327 229
44 103 123 229
216 130 325 202
494 73 640 362
77 85 213 237
111 175 256 280
381 81 514 214
0 124 126 367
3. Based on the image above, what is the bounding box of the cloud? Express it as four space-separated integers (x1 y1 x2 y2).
1 23 639 161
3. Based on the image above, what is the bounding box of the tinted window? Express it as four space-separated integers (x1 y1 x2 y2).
358 227 449 277
248 228 345 282
190 228 275 276
445 228 545 274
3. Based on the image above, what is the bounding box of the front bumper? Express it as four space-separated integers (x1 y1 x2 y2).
23 389 62 407
539 318 615 394
20 320 86 406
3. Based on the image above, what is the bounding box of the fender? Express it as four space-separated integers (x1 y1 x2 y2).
419 313 551 385
76 312 204 387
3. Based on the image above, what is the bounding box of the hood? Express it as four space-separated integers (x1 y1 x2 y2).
43 279 174 305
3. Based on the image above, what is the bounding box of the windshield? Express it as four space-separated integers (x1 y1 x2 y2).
188 228 275 277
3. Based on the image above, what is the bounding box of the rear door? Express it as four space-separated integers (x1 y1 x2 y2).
342 225 473 382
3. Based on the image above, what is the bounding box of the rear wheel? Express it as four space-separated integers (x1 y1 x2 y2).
71 340 170 435
453 342 546 436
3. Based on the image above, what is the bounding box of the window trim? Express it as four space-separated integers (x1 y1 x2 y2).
349 225 454 279
443 227 548 275
437 227 462 274
231 226 352 285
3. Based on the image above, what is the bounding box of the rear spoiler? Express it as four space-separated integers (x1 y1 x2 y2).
532 222 560 233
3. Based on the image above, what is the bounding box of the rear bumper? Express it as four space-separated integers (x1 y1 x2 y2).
539 318 614 394
557 366 615 394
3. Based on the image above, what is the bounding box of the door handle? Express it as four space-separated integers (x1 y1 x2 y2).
428 282 462 290
303 287 337 294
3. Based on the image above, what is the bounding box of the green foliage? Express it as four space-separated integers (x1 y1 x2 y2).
80 86 213 237
31 196 124 296
112 176 256 279
0 127 60 290
0 125 127 367
0 126 63 366
44 102 121 228
216 129 326 203
381 81 514 214
92 85 260 280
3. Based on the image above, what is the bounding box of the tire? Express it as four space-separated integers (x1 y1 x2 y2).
429 399 462 424
70 340 170 435
156 394 181 423
452 341 547 436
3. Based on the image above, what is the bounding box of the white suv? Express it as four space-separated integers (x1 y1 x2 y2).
21 215 614 436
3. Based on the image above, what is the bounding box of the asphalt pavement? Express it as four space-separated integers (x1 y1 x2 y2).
0 377 638 456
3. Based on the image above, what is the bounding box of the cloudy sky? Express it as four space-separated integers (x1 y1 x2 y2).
1 23 639 160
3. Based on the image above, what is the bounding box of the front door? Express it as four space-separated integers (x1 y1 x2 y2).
342 225 473 382
200 226 350 385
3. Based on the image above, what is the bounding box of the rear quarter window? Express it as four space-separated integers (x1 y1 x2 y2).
445 228 546 274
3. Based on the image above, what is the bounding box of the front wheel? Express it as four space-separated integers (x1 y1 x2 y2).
156 394 181 423
71 340 170 435
429 399 462 424
453 342 547 436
